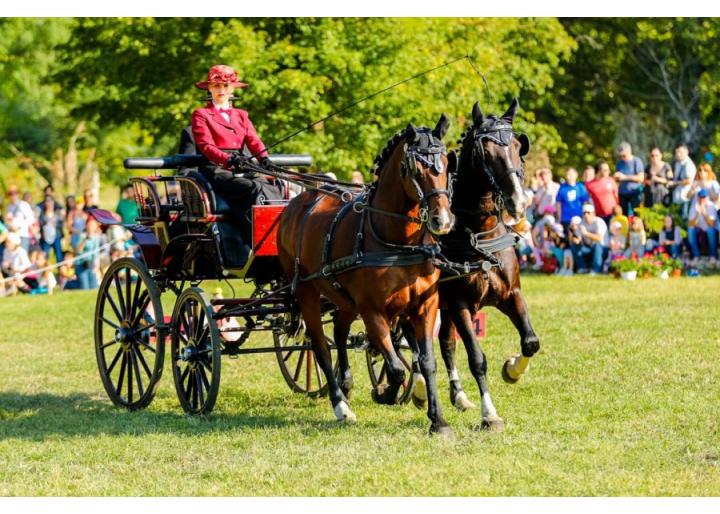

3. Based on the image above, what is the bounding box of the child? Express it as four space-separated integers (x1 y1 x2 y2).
549 223 574 276
58 250 80 290
29 250 57 294
625 216 647 258
610 204 629 238
531 206 557 269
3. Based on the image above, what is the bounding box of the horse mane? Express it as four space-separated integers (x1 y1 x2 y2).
370 128 408 176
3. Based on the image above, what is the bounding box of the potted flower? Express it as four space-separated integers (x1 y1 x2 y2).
611 257 639 280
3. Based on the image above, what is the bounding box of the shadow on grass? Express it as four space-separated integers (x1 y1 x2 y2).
0 390 427 440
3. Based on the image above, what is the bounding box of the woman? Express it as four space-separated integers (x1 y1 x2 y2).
658 214 682 258
191 64 278 245
38 194 65 263
585 159 619 225
644 147 672 207
687 162 720 211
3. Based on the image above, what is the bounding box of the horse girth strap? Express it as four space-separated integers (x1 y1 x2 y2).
300 249 439 283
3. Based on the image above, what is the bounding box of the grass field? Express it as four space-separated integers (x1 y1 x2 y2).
0 275 718 496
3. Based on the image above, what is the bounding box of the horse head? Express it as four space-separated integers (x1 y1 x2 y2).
459 98 530 219
399 113 454 235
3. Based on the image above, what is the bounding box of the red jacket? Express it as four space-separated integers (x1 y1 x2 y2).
191 103 269 168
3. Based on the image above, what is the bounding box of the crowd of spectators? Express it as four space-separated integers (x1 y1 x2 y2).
1 184 138 297
516 142 719 275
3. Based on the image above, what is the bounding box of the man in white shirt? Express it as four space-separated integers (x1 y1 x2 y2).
687 189 718 265
5 185 35 252
571 203 608 275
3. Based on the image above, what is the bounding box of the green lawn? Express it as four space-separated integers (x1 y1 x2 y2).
0 275 718 496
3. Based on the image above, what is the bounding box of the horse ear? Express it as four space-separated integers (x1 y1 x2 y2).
405 124 418 144
432 113 451 140
517 133 531 157
471 102 484 126
502 97 520 123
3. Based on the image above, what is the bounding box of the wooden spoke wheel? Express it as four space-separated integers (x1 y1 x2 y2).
170 287 221 415
274 314 336 398
94 257 166 410
365 326 416 405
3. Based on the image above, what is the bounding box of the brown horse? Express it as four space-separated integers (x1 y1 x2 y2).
406 99 539 430
277 115 455 435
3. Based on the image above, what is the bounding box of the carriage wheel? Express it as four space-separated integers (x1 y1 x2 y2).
170 287 222 415
365 326 416 405
94 257 166 410
273 315 336 398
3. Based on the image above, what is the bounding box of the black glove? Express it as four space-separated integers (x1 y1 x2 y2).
227 153 246 171
260 156 272 169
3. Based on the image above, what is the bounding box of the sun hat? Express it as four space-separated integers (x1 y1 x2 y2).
195 64 248 90
570 215 582 226
543 205 556 215
6 232 21 246
582 204 595 214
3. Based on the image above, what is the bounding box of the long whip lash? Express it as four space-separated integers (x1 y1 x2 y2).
250 55 489 159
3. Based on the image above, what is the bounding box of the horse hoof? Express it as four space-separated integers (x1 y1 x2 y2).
453 391 476 411
371 384 396 405
410 373 428 410
477 416 505 432
501 360 521 384
429 424 454 438
334 401 357 424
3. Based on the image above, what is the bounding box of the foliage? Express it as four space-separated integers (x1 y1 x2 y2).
634 203 685 238
57 18 575 178
610 256 640 273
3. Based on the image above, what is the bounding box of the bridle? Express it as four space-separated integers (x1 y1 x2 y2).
469 117 526 214
357 127 452 230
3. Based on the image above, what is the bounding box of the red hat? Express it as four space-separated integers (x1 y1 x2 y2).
195 64 248 90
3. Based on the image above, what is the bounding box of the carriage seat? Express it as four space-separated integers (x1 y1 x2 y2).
181 170 233 216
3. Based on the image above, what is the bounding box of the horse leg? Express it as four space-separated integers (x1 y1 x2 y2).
449 307 503 431
438 309 476 411
413 311 452 437
496 287 540 383
364 313 405 405
297 285 355 422
333 309 355 400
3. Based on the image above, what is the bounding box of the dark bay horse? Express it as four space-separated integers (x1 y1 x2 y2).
277 115 456 435
407 99 540 430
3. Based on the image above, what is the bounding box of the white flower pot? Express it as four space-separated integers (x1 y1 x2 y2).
620 270 637 281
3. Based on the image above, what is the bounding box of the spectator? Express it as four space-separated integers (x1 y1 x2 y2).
555 167 588 231
614 142 645 216
350 171 365 185
671 143 697 219
5 185 35 252
609 204 629 238
0 216 7 264
37 195 65 263
687 163 720 211
514 219 534 269
36 185 64 215
83 189 99 213
607 221 627 263
1 232 32 293
115 184 139 225
645 147 673 207
687 189 718 266
531 205 556 269
581 165 595 184
625 216 648 258
27 248 57 294
58 250 80 290
68 198 88 251
658 214 682 258
531 168 559 220
585 160 619 225
572 203 608 275
549 223 574 276
74 217 103 289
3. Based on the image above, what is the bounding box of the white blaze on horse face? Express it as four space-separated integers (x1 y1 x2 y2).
504 146 528 217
